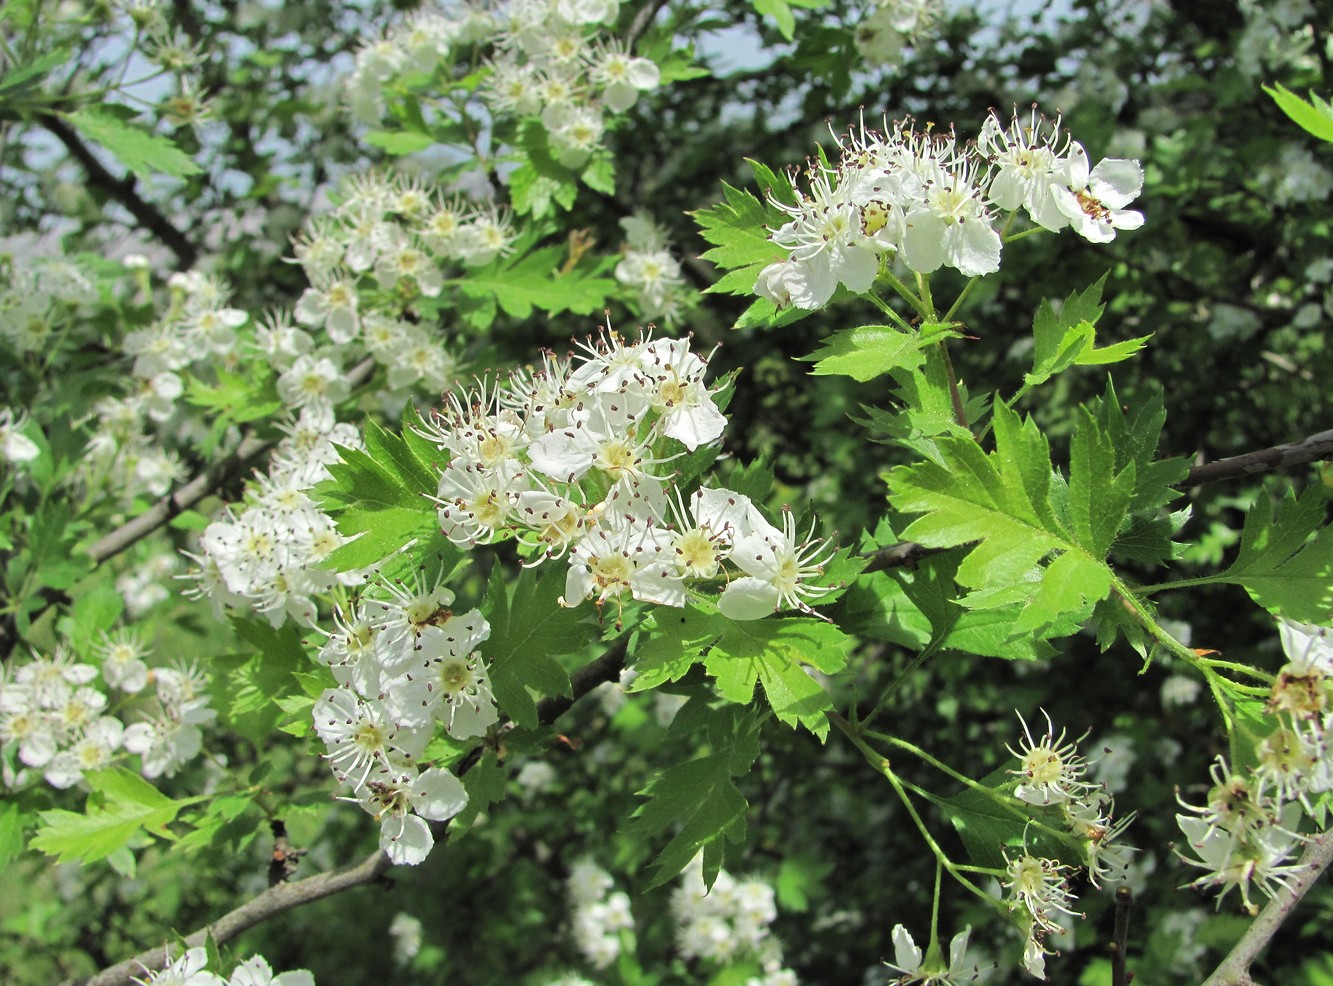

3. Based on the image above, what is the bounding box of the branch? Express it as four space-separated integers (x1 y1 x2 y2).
87 432 272 564
1183 428 1333 488
73 848 393 986
37 113 199 270
87 358 377 565
68 635 628 986
1202 828 1333 986
862 426 1333 574
1110 885 1133 986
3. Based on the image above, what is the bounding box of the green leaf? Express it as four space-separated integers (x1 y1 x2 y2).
452 752 506 836
316 431 439 571
485 566 588 728
629 606 718 690
0 802 26 868
1265 83 1333 144
362 130 434 155
887 402 1134 637
798 325 926 382
1210 488 1333 623
693 169 787 299
632 606 847 738
64 107 202 180
457 245 615 321
508 122 579 218
0 46 69 96
1026 277 1137 390
631 753 749 888
30 768 205 864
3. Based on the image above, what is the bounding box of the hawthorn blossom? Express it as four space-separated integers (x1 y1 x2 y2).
884 924 976 985
718 507 837 620
1053 144 1144 243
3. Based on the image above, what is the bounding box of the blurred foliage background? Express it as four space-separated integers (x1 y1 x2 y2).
1 0 1331 983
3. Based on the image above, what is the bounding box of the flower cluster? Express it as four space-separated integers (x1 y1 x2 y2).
567 859 635 968
755 109 1143 310
0 642 215 791
614 214 689 325
81 269 251 503
420 328 837 622
185 406 361 627
672 857 797 984
345 0 662 169
0 238 97 356
310 579 494 864
1176 619 1333 915
1004 712 1137 979
133 946 313 986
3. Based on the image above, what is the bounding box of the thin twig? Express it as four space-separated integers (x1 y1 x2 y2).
1111 884 1132 986
87 358 377 565
38 113 199 270
65 635 627 986
1183 428 1333 487
1201 828 1333 986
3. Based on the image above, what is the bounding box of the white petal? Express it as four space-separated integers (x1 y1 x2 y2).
718 577 781 620
890 924 923 972
947 220 1002 276
383 813 434 865
901 212 946 274
412 768 469 821
1089 158 1143 208
836 243 880 294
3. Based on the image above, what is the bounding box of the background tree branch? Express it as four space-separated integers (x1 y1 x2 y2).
1202 828 1333 986
38 113 199 271
65 637 629 986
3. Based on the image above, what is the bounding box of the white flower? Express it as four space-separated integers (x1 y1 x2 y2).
1054 145 1144 243
227 956 314 986
1006 710 1100 806
0 407 39 464
884 923 974 985
758 169 881 310
1003 851 1080 933
588 44 660 112
718 507 837 620
1177 803 1306 915
134 946 225 986
354 765 468 865
899 155 1001 277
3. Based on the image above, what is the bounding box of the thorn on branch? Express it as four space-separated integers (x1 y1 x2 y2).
267 820 307 886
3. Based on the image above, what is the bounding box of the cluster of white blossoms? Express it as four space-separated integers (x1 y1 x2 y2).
133 946 313 986
0 239 98 356
184 405 361 628
567 859 635 968
1176 619 1333 915
614 214 688 325
0 640 214 791
1004 711 1137 979
310 578 494 865
289 170 510 399
419 328 838 623
346 0 661 170
853 0 942 68
756 109 1144 310
673 857 798 985
82 268 252 503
